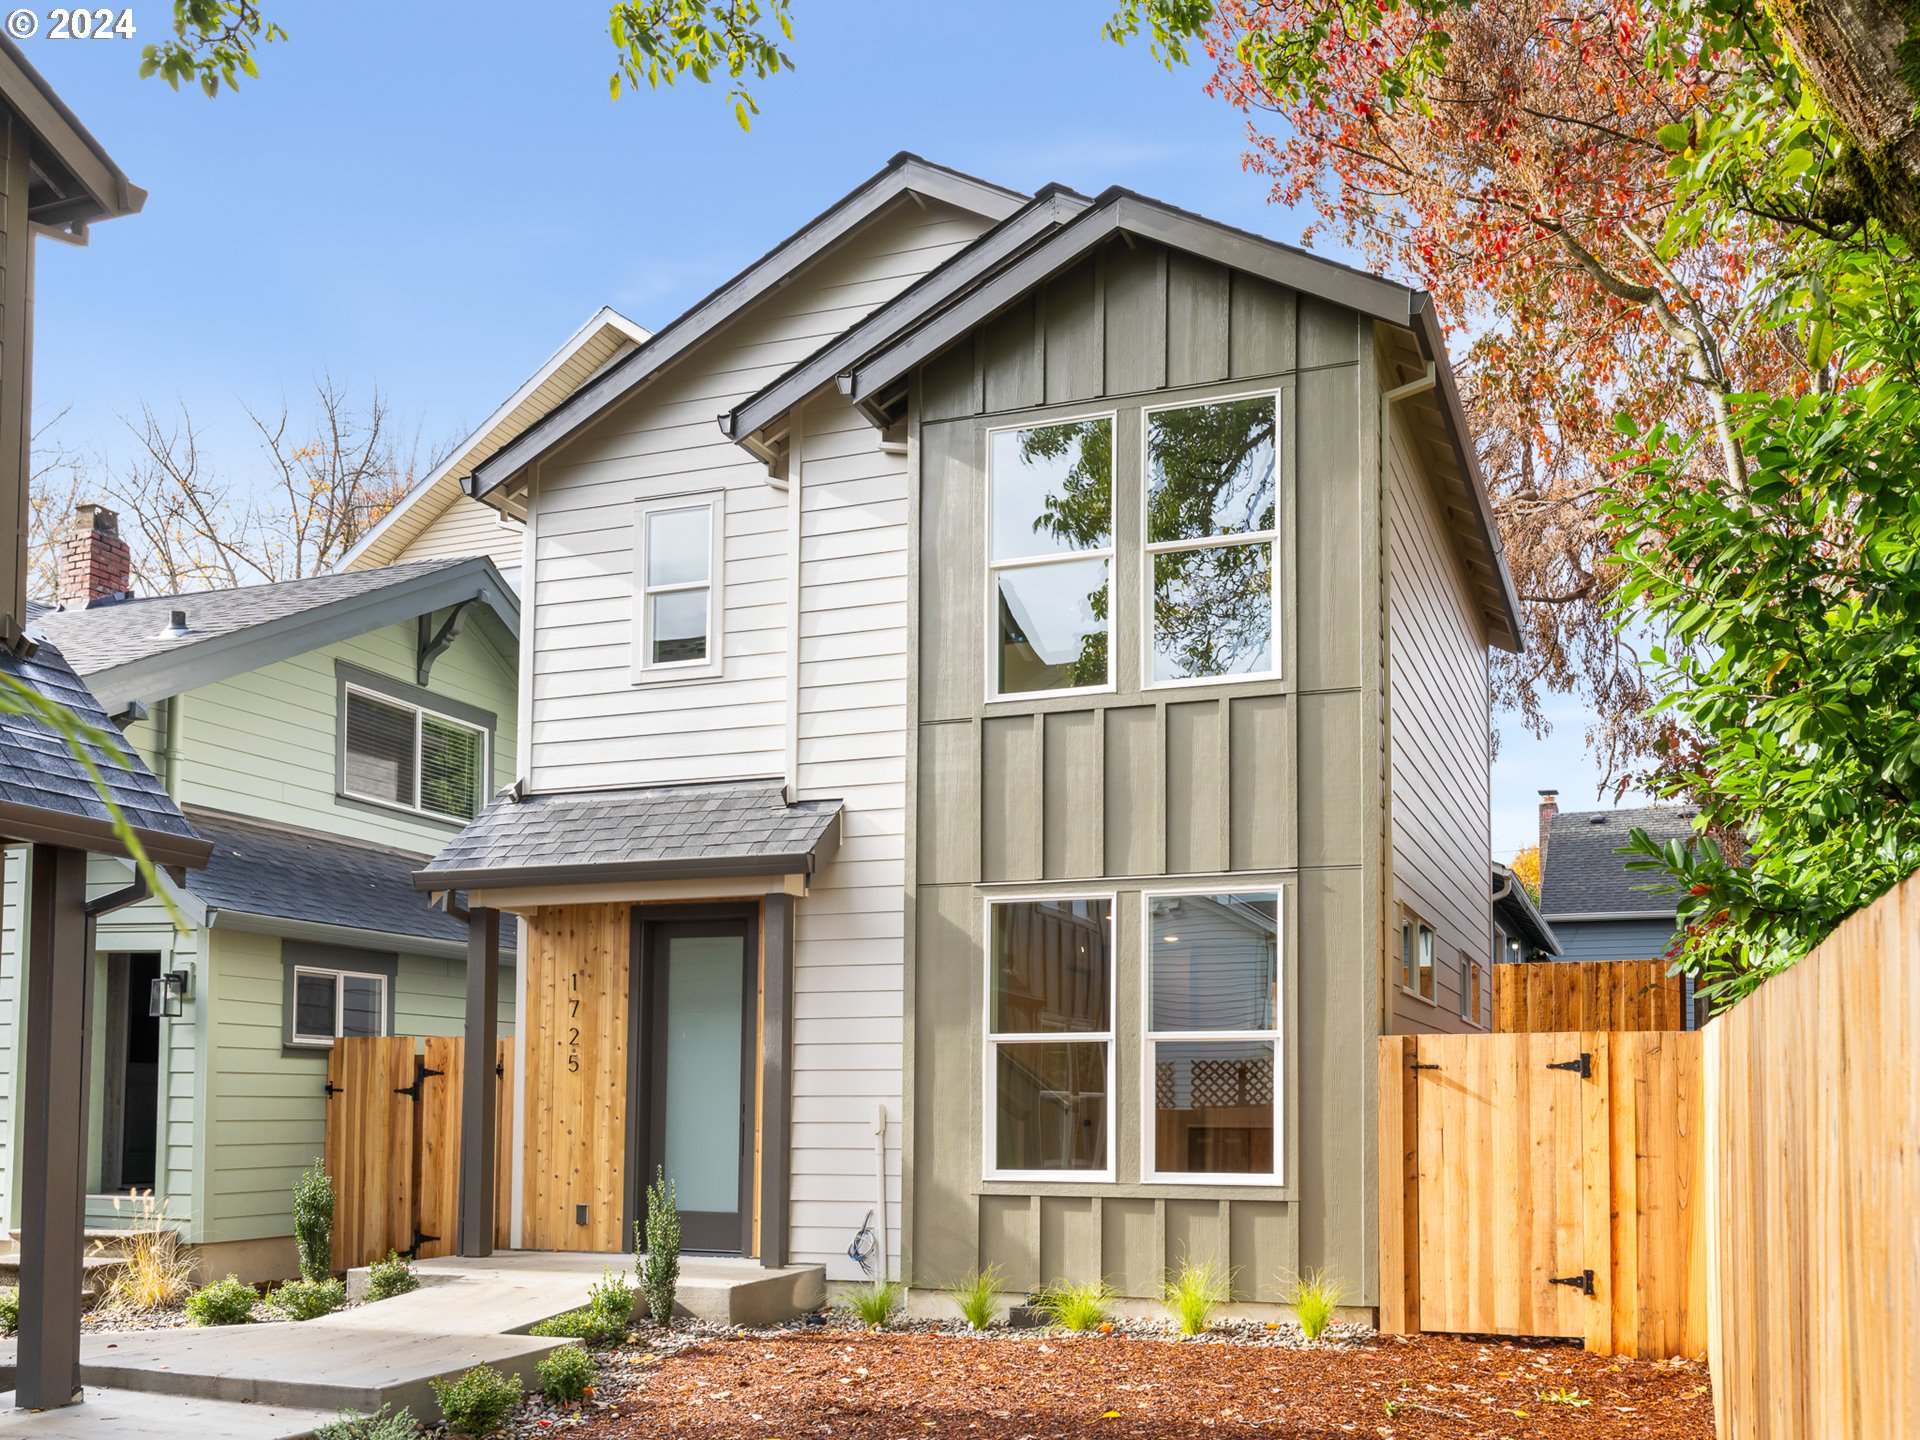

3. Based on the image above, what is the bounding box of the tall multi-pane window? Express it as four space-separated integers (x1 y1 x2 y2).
1144 395 1279 684
635 494 723 678
987 418 1112 697
985 898 1113 1177
1144 892 1281 1181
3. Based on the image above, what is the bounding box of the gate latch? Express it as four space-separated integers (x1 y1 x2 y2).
1550 1269 1596 1297
1546 1052 1593 1079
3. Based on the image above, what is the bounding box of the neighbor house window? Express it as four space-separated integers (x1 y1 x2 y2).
985 897 1113 1178
289 966 388 1047
1401 913 1436 1001
341 678 489 823
1143 394 1279 684
1459 953 1477 1023
634 492 725 681
988 418 1113 697
1145 891 1282 1181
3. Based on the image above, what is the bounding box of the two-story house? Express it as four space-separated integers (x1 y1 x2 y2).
419 155 1520 1320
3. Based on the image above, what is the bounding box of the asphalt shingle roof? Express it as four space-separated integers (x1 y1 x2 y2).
0 637 203 859
185 808 502 949
1539 805 1701 918
416 780 843 889
30 557 474 676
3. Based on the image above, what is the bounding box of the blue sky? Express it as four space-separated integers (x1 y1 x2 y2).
20 0 1624 853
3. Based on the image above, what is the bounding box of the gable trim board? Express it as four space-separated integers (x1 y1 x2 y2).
468 154 1028 503
35 556 518 713
0 35 145 232
338 308 651 570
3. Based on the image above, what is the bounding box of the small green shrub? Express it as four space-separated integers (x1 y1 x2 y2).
947 1265 1003 1330
587 1266 634 1330
528 1268 632 1347
271 1276 346 1321
185 1274 258 1326
1162 1259 1232 1337
536 1344 595 1405
846 1277 903 1329
0 1287 17 1334
365 1252 419 1303
428 1364 522 1437
529 1307 600 1341
637 1166 680 1325
292 1159 335 1283
1286 1267 1346 1342
312 1402 418 1440
1032 1279 1116 1333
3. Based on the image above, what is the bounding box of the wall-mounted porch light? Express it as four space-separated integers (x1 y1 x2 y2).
149 965 192 1019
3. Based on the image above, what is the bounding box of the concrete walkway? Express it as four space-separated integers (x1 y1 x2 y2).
0 1252 824 1437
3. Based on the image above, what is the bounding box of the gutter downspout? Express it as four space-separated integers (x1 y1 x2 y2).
872 1103 889 1281
162 694 183 795
782 406 806 797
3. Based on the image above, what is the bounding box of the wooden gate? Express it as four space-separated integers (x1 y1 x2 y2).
326 1034 513 1266
1379 1030 1708 1358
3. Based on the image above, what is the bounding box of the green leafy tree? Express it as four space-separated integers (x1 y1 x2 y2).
143 1 285 96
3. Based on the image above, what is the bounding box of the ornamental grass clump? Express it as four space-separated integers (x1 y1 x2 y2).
1161 1259 1232 1337
636 1166 680 1325
846 1276 903 1329
1032 1279 1116 1333
101 1189 194 1314
292 1159 335 1283
947 1264 1003 1330
428 1364 522 1438
185 1274 258 1326
536 1344 596 1405
312 1403 417 1440
1286 1267 1346 1342
271 1276 346 1321
364 1251 419 1303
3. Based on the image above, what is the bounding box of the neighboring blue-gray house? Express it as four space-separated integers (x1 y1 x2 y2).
1536 792 1696 962
1491 863 1558 964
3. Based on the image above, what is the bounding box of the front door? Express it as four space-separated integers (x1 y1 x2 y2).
642 918 753 1254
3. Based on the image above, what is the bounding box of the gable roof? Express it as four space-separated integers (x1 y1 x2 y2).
0 35 144 236
415 779 842 891
466 153 1027 504
721 185 1093 458
0 636 208 867
1539 805 1701 921
31 555 517 712
1492 864 1560 956
820 186 1521 652
338 307 650 566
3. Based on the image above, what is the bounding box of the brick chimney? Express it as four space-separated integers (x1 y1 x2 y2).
1537 789 1559 857
58 504 132 608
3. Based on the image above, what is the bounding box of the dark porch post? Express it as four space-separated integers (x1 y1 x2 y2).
760 893 794 1269
17 844 92 1410
459 903 500 1256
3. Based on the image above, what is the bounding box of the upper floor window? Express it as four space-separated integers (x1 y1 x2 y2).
633 492 725 682
988 418 1112 698
340 668 490 824
1144 394 1279 685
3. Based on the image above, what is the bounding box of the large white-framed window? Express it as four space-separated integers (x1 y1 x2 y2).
1142 889 1283 1184
983 895 1116 1181
1141 392 1281 687
340 680 489 824
986 415 1115 700
632 491 725 682
288 965 389 1047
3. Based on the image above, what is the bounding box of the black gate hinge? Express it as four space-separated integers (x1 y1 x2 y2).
323 1082 343 1098
1550 1269 1596 1297
403 1231 438 1260
1546 1052 1593 1079
495 1061 505 1078
395 1066 445 1101
1409 1061 1441 1071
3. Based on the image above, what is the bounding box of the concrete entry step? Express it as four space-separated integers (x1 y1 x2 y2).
0 1254 130 1306
388 1251 827 1328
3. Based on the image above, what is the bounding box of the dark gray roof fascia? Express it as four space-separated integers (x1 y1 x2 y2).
414 845 832 894
206 909 485 964
0 35 144 228
53 557 517 712
723 186 1093 446
469 153 1029 503
0 797 208 868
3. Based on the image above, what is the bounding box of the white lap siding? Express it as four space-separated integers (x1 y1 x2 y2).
526 200 988 793
790 398 908 1278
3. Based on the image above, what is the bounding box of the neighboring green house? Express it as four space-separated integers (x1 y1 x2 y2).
0 511 519 1281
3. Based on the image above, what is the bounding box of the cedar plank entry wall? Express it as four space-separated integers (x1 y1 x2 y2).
1493 959 1687 1033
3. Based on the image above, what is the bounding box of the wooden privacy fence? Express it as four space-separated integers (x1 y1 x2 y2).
1379 1030 1707 1358
1493 958 1689 1033
325 1034 513 1267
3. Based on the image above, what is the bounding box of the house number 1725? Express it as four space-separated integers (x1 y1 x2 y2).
566 974 581 1072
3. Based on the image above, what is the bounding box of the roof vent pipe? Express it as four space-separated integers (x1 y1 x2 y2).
156 608 190 639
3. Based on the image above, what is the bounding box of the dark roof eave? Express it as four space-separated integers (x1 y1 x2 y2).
413 848 826 893
0 797 211 868
0 35 143 227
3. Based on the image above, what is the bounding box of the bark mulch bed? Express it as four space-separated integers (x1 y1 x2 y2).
550 1329 1716 1440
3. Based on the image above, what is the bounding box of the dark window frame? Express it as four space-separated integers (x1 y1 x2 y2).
334 660 495 830
280 941 399 1052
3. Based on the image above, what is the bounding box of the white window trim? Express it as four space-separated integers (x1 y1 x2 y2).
1399 910 1440 1005
1139 887 1286 1187
631 491 726 684
289 965 390 1047
341 682 489 824
1139 391 1284 692
983 413 1119 705
982 892 1119 1183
